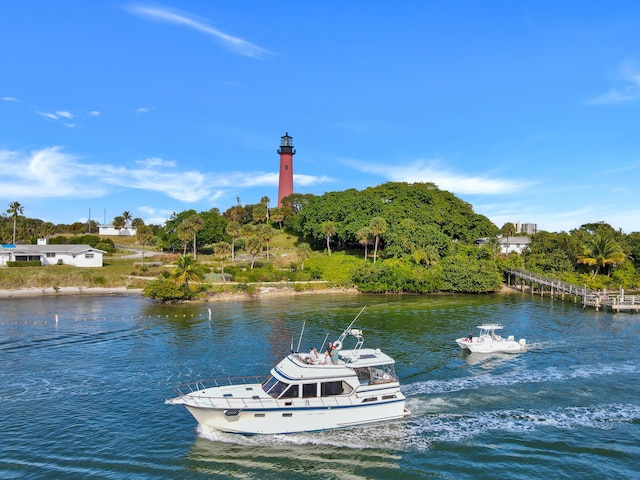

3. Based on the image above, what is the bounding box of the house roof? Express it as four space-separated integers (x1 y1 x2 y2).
0 244 106 255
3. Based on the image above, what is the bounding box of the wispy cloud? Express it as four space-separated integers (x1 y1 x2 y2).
36 111 59 121
2 96 18 102
127 5 271 58
588 60 640 105
0 146 330 204
349 158 528 195
136 107 149 115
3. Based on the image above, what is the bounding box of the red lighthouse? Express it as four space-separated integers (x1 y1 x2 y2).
277 132 295 207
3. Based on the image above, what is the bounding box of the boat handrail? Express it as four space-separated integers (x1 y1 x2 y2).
175 383 397 411
173 376 269 396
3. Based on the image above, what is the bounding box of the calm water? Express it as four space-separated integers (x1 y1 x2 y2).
0 292 638 479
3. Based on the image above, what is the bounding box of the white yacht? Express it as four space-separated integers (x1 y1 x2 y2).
166 309 409 434
456 323 526 354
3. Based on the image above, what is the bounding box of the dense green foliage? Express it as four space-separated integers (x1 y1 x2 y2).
5 183 640 303
294 182 498 247
143 279 194 303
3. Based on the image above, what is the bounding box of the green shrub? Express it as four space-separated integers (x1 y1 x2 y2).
8 261 41 267
143 279 194 303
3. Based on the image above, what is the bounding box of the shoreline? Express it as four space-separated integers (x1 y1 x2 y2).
0 286 145 298
0 284 516 300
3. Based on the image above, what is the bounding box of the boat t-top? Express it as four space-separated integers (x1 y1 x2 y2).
166 307 410 434
455 323 526 354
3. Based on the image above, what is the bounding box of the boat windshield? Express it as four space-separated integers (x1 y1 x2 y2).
262 377 292 398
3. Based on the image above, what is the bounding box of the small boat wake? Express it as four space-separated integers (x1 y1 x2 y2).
402 361 640 396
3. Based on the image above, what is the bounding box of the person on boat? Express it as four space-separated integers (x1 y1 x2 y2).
329 344 339 364
468 331 473 342
321 351 331 364
308 347 321 364
325 342 333 356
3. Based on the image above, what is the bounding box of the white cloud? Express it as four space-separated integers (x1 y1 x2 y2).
136 107 149 115
89 110 101 116
0 146 338 208
56 110 73 119
36 111 58 121
2 96 18 102
349 158 527 195
588 61 640 105
128 5 272 58
0 146 106 198
136 157 176 168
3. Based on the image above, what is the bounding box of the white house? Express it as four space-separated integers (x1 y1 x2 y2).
474 236 531 255
0 243 105 267
98 224 137 236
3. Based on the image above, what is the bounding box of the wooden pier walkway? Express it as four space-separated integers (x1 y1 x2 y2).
505 268 640 313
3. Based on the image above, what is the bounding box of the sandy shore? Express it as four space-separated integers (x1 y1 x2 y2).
0 285 361 300
0 284 515 300
0 286 144 298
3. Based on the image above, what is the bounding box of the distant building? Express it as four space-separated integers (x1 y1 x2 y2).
0 240 105 267
513 222 537 235
474 236 531 255
98 224 137 236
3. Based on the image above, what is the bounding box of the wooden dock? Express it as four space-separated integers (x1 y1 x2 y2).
506 268 640 313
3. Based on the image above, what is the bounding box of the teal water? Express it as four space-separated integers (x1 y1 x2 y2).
0 292 638 479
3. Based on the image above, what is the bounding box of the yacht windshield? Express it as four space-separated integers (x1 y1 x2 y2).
262 378 291 398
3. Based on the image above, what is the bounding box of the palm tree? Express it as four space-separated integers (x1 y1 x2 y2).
122 211 132 227
296 243 312 270
7 201 24 244
256 223 275 259
113 215 125 234
185 214 204 259
260 196 270 224
270 207 285 230
252 203 267 224
213 242 232 282
170 255 204 288
176 223 192 255
577 234 626 278
369 216 387 264
136 225 154 267
246 236 263 269
131 217 145 228
356 227 372 262
225 221 242 262
320 221 337 256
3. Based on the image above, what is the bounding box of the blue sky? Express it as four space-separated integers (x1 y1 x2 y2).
2 1 639 233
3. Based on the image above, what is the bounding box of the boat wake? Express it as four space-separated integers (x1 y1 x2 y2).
402 361 640 396
195 401 640 454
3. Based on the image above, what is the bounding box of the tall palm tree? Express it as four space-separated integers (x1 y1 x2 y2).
270 207 285 230
260 196 270 224
170 255 204 288
296 243 312 270
122 211 132 227
369 216 387 264
136 225 154 268
213 242 232 282
246 236 263 269
577 234 626 278
256 223 275 259
356 227 372 262
320 221 336 256
7 201 24 244
176 223 192 255
225 221 243 262
186 214 204 259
